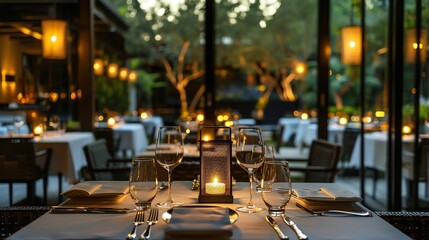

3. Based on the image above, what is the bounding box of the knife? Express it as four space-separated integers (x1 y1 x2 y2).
282 215 308 240
265 215 288 240
50 206 131 214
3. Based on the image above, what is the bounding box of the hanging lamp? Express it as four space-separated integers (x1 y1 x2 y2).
340 25 362 65
42 19 67 59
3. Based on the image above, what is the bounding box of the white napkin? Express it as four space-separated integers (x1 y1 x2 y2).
164 207 233 239
293 187 362 202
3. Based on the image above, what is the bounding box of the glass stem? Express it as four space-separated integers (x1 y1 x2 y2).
248 173 254 207
167 170 172 202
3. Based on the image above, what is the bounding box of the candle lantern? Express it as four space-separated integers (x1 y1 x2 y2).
199 126 233 203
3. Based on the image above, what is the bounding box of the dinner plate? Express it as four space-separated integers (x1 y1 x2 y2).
161 205 239 224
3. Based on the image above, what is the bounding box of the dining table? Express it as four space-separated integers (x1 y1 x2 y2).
34 132 95 184
112 123 148 156
8 181 410 240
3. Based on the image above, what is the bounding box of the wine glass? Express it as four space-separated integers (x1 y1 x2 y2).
254 145 275 192
13 116 24 135
235 127 265 213
155 126 184 208
261 160 292 216
129 157 158 211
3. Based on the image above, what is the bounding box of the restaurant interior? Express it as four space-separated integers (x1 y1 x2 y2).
1 0 429 239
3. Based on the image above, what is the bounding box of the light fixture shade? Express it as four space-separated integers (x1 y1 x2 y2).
42 20 67 59
119 67 128 81
107 63 118 78
128 70 137 83
340 26 362 65
406 28 427 64
93 58 104 75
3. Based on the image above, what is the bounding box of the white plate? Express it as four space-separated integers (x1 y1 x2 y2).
161 205 239 224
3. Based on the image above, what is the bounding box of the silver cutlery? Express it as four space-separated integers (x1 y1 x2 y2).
265 215 288 240
126 210 145 240
50 206 131 214
140 207 158 240
318 210 371 217
282 215 308 240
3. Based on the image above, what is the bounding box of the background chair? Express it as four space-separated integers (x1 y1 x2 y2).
375 211 429 240
0 206 51 238
93 128 122 158
402 136 429 198
339 126 360 168
289 139 341 182
0 138 52 205
81 139 130 181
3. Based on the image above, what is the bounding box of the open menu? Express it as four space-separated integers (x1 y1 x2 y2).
61 181 129 198
293 187 362 202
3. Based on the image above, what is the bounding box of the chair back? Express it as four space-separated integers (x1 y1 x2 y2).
340 127 360 163
0 138 44 181
93 128 121 158
83 139 115 180
306 139 341 182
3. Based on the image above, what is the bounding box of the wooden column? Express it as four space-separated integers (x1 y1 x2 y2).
77 0 95 131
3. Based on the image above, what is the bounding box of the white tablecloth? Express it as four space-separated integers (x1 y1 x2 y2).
34 132 95 183
294 122 345 148
113 123 148 156
9 181 410 240
349 131 414 171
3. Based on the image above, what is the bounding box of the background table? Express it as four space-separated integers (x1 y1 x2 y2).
10 181 410 240
112 123 148 156
349 131 414 171
34 132 95 183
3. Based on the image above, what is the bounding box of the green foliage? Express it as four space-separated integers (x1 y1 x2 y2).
95 75 129 114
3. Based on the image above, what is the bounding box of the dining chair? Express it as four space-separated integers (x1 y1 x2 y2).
93 128 122 158
339 126 360 167
82 139 130 181
289 139 341 182
0 206 51 238
0 137 52 205
375 211 429 240
402 136 429 198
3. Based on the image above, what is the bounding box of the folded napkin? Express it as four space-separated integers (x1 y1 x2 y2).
164 207 233 239
296 198 365 214
62 181 129 199
293 187 362 202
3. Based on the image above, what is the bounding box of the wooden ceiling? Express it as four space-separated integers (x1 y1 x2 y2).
0 0 129 55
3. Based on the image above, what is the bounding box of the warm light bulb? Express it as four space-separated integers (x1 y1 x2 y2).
50 35 57 43
349 41 356 48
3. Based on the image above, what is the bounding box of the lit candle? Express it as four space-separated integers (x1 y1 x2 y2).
205 177 225 195
33 125 44 136
107 117 116 127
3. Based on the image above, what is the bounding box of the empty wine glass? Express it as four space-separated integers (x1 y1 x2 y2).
254 145 275 192
13 116 24 135
129 157 158 211
155 126 184 208
235 127 265 213
261 161 292 216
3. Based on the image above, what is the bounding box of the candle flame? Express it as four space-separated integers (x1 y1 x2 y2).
213 177 218 183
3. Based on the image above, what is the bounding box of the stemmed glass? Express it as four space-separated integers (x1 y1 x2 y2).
254 145 275 192
155 126 184 208
261 161 292 216
13 116 24 135
129 157 158 211
235 127 265 213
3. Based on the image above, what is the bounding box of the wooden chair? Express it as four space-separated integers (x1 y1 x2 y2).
82 139 130 181
93 128 122 158
375 211 429 239
0 138 52 205
289 139 341 182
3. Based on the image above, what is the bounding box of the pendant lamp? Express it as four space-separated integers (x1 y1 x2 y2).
340 26 362 65
42 20 67 59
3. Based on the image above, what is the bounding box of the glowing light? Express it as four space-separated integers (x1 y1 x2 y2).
140 112 149 119
339 117 348 125
375 111 385 118
196 114 204 122
403 125 412 134
301 113 309 120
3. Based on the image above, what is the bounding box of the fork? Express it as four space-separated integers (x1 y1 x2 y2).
126 210 145 240
140 207 158 240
